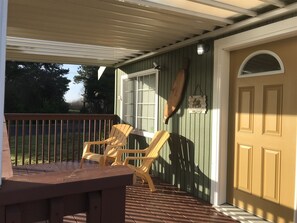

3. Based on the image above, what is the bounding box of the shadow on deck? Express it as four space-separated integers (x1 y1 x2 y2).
13 162 238 223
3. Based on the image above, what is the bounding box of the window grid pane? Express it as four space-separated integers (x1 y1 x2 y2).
136 74 155 132
122 72 156 133
122 78 136 127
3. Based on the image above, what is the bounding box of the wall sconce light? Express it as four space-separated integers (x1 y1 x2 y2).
153 62 161 70
197 42 209 55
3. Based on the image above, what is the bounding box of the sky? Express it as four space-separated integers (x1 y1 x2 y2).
63 64 84 103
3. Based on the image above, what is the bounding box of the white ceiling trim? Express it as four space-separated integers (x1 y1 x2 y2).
259 0 285 7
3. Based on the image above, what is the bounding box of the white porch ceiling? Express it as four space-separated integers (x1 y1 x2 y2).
6 0 297 66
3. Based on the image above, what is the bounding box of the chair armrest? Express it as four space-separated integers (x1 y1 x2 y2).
123 156 154 165
82 141 104 155
110 143 126 148
82 137 118 154
117 149 147 154
116 149 147 159
104 143 126 156
114 149 147 164
84 137 115 146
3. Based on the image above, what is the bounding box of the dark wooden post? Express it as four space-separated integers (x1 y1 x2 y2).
6 204 22 223
87 192 101 222
50 197 64 223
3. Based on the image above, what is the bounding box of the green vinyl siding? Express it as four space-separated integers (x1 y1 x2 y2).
115 41 213 201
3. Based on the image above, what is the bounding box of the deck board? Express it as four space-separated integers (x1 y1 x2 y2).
12 162 238 223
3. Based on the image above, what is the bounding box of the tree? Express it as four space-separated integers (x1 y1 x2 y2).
74 66 114 114
5 61 70 113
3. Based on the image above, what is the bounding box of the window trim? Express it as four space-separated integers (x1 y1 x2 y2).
238 50 284 78
121 68 159 138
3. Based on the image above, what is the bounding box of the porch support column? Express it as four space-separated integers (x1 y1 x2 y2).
0 0 8 186
210 43 230 206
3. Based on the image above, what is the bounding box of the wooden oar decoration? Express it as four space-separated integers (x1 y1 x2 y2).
164 59 189 124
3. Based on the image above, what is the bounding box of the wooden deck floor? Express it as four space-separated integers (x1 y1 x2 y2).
13 162 238 223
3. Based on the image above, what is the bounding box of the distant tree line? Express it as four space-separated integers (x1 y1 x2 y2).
74 66 114 114
4 61 115 114
5 62 70 113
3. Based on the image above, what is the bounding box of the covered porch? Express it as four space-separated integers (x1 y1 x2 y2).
2 114 264 222
2 1 297 222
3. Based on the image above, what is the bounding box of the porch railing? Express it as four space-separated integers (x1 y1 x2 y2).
5 113 118 166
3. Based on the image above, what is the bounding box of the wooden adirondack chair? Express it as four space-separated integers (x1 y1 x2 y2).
80 124 133 168
113 130 170 192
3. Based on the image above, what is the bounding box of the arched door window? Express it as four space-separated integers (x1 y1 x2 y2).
238 50 284 77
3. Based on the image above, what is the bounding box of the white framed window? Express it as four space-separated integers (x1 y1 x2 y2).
238 50 284 78
121 68 159 138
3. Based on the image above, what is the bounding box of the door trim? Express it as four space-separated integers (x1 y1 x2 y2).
211 16 297 222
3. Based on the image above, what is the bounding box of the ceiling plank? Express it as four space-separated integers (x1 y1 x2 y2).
8 1 214 52
187 0 257 16
117 0 234 24
10 0 220 29
6 37 140 54
8 14 205 38
9 3 211 35
6 36 142 64
6 52 117 66
8 19 191 44
7 28 181 51
7 25 195 50
65 0 219 29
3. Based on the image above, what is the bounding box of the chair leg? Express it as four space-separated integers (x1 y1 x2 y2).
79 158 85 169
144 173 156 192
132 173 137 185
99 156 105 167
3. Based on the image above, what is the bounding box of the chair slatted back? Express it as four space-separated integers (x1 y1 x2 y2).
105 124 133 157
107 124 133 145
140 130 170 172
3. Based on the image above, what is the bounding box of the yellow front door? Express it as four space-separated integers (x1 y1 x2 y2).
228 36 297 223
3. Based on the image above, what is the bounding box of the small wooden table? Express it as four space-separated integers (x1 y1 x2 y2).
0 165 133 223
